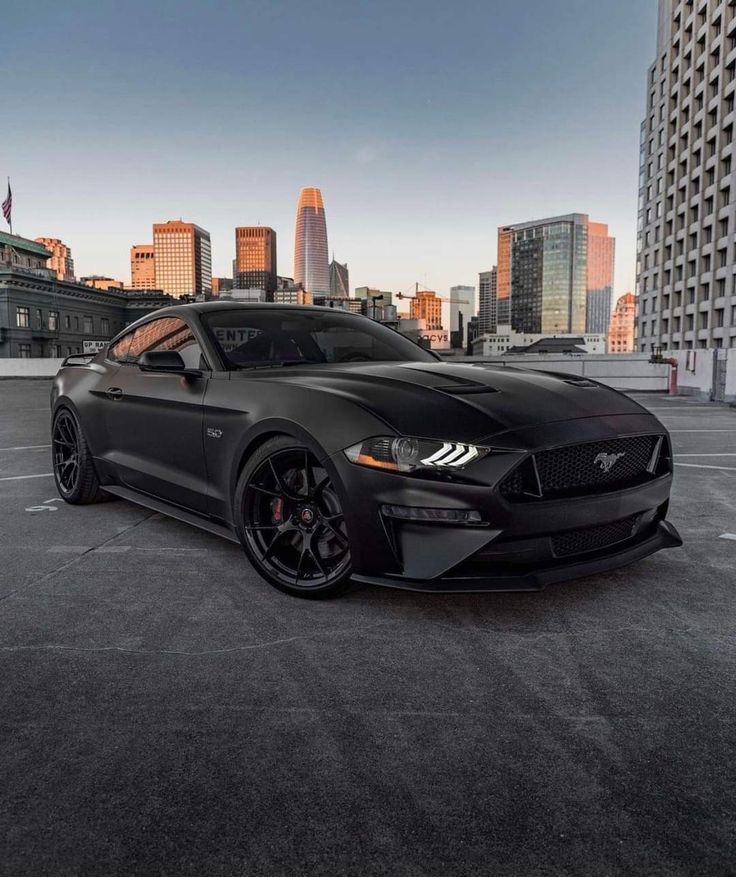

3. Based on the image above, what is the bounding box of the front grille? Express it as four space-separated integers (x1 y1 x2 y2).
551 515 640 558
499 435 668 502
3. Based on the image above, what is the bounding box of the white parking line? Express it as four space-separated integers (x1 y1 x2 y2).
675 453 736 457
668 430 736 433
674 463 736 471
0 473 54 482
0 445 51 452
720 534 736 541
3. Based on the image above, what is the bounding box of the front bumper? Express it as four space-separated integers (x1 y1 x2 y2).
352 520 682 593
330 414 683 593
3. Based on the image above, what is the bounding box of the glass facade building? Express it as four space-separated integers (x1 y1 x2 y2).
586 222 616 334
293 188 330 295
329 259 349 298
478 268 497 334
499 214 591 335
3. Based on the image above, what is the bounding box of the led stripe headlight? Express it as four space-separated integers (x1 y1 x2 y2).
344 437 490 473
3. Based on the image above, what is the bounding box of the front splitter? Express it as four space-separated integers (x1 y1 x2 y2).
350 520 683 594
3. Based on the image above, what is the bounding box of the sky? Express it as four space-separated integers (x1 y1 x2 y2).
2 0 658 311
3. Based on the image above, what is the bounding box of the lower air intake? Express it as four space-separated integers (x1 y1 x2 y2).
551 515 640 558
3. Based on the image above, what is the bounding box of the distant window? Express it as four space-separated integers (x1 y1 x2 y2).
18 344 31 358
35 308 42 325
101 318 110 335
64 315 71 329
16 306 30 328
83 316 93 334
48 311 59 331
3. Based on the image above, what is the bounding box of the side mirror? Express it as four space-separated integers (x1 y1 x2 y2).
138 351 201 378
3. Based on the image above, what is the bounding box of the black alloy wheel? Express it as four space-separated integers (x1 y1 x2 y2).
52 408 108 504
235 437 351 597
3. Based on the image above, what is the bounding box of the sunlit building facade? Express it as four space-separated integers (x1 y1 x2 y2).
235 226 277 294
130 244 156 289
608 292 637 353
153 220 212 299
410 290 442 330
586 221 616 334
636 0 736 351
35 237 75 282
293 188 330 295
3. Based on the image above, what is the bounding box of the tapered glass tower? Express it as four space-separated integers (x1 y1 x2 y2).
294 187 330 295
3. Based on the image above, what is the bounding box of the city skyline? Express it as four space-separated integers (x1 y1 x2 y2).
3 0 658 298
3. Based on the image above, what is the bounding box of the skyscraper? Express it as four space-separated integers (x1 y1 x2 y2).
153 220 212 299
35 237 74 281
234 226 277 294
293 187 330 295
636 0 736 351
410 290 442 329
130 244 155 289
449 285 476 348
329 259 349 297
478 268 498 334
499 214 588 335
608 292 636 353
586 222 615 334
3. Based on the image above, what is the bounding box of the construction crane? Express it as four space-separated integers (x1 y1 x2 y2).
395 283 470 305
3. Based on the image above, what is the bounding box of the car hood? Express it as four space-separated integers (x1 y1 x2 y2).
254 361 653 443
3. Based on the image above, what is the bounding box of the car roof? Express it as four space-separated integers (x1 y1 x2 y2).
158 301 363 316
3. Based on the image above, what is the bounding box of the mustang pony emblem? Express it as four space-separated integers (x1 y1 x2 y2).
594 451 625 473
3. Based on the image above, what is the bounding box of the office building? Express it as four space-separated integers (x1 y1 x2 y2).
478 268 498 334
130 244 156 289
274 287 312 305
410 290 442 330
636 0 736 351
82 276 125 291
496 229 512 325
354 287 393 314
498 214 588 335
153 219 212 299
35 237 75 281
586 222 616 334
449 285 475 349
211 277 233 298
0 232 171 358
609 292 637 353
329 259 349 298
293 187 330 295
234 226 277 295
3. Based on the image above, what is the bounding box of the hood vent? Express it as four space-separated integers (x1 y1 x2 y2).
434 383 499 396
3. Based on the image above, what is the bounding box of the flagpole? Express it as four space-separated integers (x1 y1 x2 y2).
6 178 11 236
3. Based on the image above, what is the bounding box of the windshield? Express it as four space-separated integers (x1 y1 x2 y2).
202 308 437 369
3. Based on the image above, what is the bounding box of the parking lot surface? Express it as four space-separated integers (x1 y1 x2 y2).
1 379 735 875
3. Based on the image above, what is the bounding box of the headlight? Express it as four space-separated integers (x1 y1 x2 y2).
344 436 490 473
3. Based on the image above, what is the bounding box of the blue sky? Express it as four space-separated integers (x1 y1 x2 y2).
3 0 657 304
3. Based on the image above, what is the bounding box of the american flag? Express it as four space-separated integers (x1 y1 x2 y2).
2 181 11 226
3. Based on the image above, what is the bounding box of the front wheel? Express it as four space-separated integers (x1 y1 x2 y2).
52 407 108 504
234 437 352 598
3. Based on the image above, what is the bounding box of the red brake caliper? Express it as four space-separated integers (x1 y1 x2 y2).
271 497 284 524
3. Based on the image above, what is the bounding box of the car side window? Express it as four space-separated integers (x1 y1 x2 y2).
108 331 134 363
125 317 208 369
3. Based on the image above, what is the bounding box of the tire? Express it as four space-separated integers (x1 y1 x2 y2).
52 407 110 505
234 436 352 598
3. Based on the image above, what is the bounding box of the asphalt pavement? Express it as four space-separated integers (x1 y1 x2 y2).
1 379 735 876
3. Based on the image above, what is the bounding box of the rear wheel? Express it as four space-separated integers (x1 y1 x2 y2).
52 408 109 504
234 437 352 598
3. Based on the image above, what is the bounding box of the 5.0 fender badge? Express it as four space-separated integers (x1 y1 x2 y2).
206 427 223 439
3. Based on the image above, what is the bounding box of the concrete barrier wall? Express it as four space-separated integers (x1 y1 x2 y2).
728 354 736 401
0 358 63 378
461 354 670 392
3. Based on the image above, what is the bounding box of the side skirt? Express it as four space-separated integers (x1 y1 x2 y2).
102 485 240 545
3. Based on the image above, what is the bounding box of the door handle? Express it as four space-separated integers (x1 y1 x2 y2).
106 387 123 401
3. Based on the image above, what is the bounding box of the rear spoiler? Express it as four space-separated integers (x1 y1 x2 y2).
61 353 97 367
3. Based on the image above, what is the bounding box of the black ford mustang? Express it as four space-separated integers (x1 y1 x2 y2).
51 302 682 598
